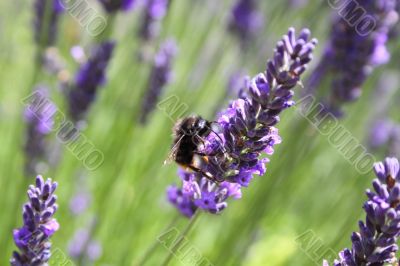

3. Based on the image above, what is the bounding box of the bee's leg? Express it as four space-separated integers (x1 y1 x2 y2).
187 164 210 177
193 135 206 146
187 165 220 184
194 151 220 157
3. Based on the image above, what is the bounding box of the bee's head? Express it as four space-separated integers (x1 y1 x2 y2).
177 116 211 137
196 118 211 136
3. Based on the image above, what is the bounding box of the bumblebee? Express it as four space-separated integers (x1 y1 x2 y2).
165 115 220 180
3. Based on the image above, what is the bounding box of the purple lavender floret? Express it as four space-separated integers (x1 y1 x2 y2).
138 0 170 42
167 28 317 217
324 157 400 266
139 39 177 124
24 87 56 175
228 0 263 47
10 175 59 266
167 170 242 218
98 0 135 13
306 0 398 116
33 0 64 47
68 41 115 121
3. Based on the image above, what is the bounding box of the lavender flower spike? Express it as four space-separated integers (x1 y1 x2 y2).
139 39 177 124
324 157 400 266
34 0 64 47
68 41 115 121
98 0 135 13
168 28 317 217
24 86 56 175
11 175 59 265
138 0 170 42
306 0 398 116
228 0 263 48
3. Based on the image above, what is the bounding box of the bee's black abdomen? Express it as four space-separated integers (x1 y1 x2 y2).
175 137 196 165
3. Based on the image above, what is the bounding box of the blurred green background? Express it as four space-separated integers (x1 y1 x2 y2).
1 0 399 265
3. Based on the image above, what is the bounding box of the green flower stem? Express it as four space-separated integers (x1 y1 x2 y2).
160 211 201 266
134 213 180 266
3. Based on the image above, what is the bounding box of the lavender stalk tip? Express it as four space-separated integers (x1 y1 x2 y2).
167 28 317 217
11 175 59 265
324 157 400 265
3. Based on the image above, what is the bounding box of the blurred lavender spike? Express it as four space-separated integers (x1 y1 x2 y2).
306 0 398 116
34 0 64 47
324 157 400 266
389 0 400 38
68 218 102 263
371 71 400 117
69 232 102 264
287 0 309 9
69 174 92 215
68 41 115 122
367 72 399 151
139 39 177 124
138 0 170 42
368 120 400 158
69 189 91 216
24 86 56 176
212 72 249 116
390 125 400 157
368 119 394 149
10 175 59 265
98 0 136 13
228 0 263 48
167 28 317 217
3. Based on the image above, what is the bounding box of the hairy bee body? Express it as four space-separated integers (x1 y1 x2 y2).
172 115 211 165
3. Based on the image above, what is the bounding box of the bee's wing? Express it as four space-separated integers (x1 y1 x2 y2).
164 135 185 165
